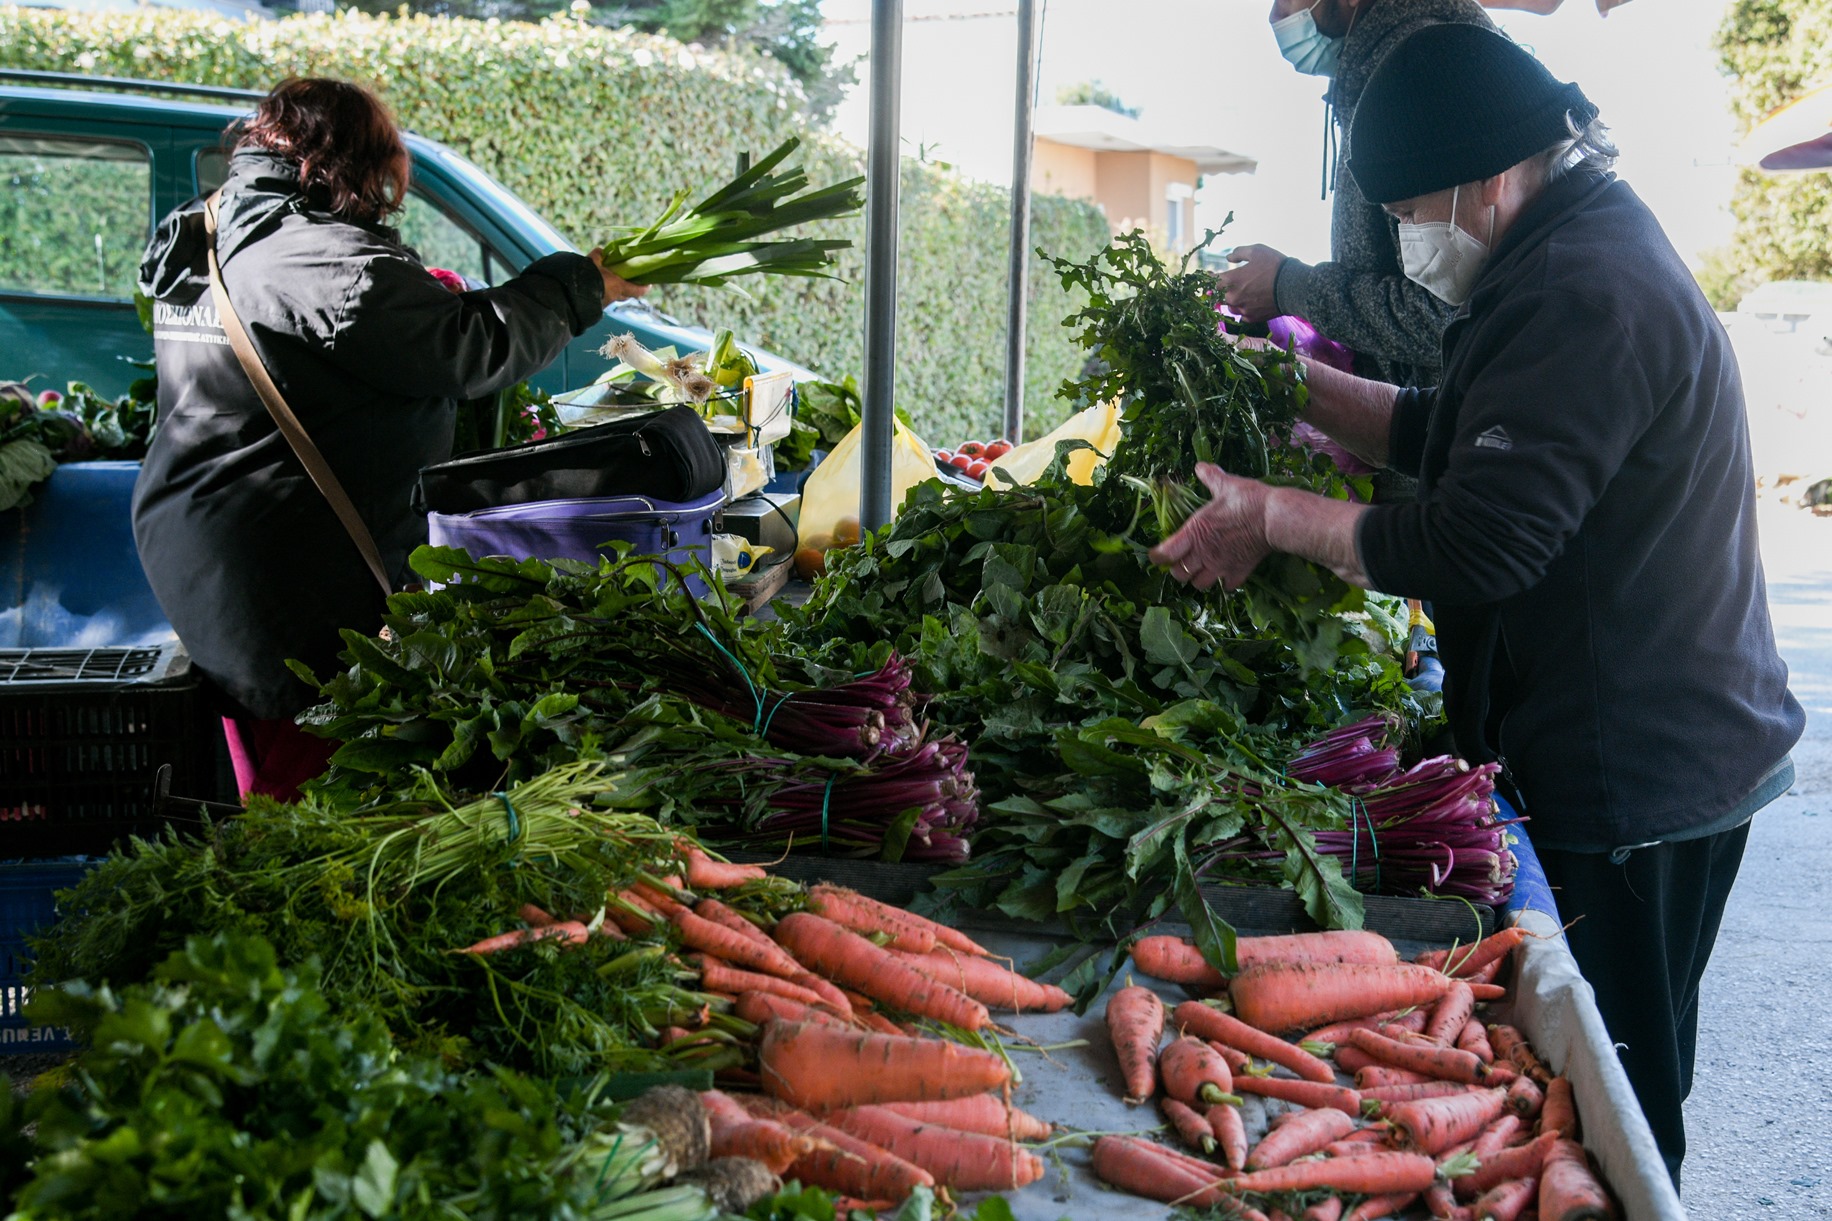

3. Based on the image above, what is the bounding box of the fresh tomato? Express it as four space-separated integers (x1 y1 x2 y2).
948 454 975 472
934 449 953 462
958 440 987 458
985 439 1014 459
966 459 990 480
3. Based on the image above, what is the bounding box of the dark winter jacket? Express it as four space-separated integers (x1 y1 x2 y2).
133 147 604 719
1355 170 1805 850
1271 0 1493 387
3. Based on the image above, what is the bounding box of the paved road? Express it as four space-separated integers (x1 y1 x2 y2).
1681 499 1832 1219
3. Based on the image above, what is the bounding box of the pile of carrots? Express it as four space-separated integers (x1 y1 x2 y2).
455 840 1070 1211
1107 927 1619 1221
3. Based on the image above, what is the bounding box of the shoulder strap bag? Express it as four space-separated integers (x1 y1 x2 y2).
202 191 394 598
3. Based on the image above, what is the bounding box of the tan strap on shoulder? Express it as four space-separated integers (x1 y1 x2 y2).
203 191 393 599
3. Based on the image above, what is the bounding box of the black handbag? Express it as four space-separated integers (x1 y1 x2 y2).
416 403 726 515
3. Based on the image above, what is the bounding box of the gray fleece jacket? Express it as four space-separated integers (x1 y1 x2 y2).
1270 0 1494 387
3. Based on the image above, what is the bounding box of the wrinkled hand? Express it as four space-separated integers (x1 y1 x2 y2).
590 248 649 306
1148 463 1274 591
1213 244 1285 324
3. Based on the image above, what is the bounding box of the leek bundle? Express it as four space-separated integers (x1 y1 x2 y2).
600 138 864 287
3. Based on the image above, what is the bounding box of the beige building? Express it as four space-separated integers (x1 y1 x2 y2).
1031 104 1256 248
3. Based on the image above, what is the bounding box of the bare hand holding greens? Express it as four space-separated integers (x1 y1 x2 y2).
598 137 864 287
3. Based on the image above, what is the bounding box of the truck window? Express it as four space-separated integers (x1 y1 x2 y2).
0 135 152 300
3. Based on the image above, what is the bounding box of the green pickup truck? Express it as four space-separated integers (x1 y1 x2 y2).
0 69 810 398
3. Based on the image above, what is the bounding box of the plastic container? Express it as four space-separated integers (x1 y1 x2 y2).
427 489 726 595
0 859 96 1053
0 641 215 856
0 460 172 650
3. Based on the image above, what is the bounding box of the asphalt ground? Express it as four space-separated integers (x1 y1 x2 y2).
1680 497 1832 1219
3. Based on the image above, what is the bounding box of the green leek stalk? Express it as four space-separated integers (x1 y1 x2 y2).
598 138 864 287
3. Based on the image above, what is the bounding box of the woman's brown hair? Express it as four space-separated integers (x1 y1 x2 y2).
235 78 410 222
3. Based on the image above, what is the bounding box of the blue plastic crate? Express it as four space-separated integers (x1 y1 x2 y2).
0 859 96 1053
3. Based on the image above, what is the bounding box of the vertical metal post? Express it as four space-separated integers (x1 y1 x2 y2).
860 0 904 531
1002 0 1039 444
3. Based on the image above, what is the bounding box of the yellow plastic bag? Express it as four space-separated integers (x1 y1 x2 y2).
797 420 940 553
987 400 1121 487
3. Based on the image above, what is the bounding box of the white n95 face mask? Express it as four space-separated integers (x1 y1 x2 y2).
1397 185 1494 306
1273 0 1344 76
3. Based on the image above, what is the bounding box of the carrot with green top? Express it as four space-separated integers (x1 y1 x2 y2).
454 921 589 955
695 957 832 1009
1537 1138 1617 1220
1208 1039 1252 1075
676 839 768 888
671 906 806 978
734 990 847 1028
807 884 937 953
1160 1036 1240 1107
1230 962 1453 1033
1232 1073 1364 1116
773 912 989 1029
1383 1087 1511 1155
1243 1105 1354 1170
827 1104 1046 1191
1163 1097 1218 1154
1458 1130 1558 1199
1173 1001 1335 1084
1106 984 1166 1103
759 1019 1010 1110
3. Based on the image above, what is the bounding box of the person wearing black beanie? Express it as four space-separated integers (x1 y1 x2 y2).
1153 24 1803 1191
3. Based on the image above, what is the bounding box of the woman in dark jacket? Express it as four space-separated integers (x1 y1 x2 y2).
133 78 643 799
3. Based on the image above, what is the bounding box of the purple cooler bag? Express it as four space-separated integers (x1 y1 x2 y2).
427 489 726 594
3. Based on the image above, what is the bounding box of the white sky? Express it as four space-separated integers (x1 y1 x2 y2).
820 0 1743 269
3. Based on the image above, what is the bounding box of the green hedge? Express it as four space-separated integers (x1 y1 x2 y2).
0 7 1110 444
1703 0 1832 308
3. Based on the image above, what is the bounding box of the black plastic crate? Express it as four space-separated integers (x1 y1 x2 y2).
0 859 96 1053
0 644 218 856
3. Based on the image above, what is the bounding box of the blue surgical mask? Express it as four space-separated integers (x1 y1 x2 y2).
1273 0 1344 77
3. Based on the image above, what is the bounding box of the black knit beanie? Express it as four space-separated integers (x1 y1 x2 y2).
1346 24 1599 204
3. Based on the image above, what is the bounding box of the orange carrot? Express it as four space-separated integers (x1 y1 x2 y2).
1538 1139 1616 1220
740 1099 936 1201
734 990 848 1028
1173 1001 1335 1084
1305 1008 1429 1048
1237 929 1399 969
1090 1135 1239 1210
1447 927 1528 979
1459 1131 1558 1199
1220 1151 1441 1195
807 884 937 953
1467 983 1507 1002
1132 935 1227 987
1424 1181 1471 1221
881 1096 1052 1142
1426 982 1477 1045
710 1115 820 1174
1209 1040 1253 1075
1160 1036 1238 1107
1538 1077 1578 1141
518 904 556 927
1345 1028 1493 1085
701 1089 753 1126
1469 1114 1524 1164
1243 1105 1354 1170
453 921 589 955
1356 1065 1437 1089
891 946 1071 1012
1362 1081 1478 1107
1230 962 1454 1033
1163 1097 1218 1154
1231 1074 1364 1116
1488 1025 1553 1086
1304 1199 1345 1221
1465 957 1505 985
629 881 692 919
1505 1074 1545 1121
1208 1101 1249 1171
1345 1192 1422 1221
1335 1045 1384 1075
773 913 988 1030
676 839 767 889
675 908 806 978
1383 1087 1510 1155
758 1019 1010 1110
827 1104 1045 1191
1106 985 1167 1104
1473 1176 1538 1221
1458 1019 1495 1063
696 957 831 1009
695 896 774 943
820 887 992 958
855 1010 909 1037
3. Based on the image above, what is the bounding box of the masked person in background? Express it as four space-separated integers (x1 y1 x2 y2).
1154 26 1803 1184
1214 0 1491 388
133 78 646 801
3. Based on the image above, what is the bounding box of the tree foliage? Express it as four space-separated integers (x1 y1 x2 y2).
1705 0 1832 306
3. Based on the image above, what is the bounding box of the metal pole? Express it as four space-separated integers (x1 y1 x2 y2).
1002 0 1039 444
860 0 904 531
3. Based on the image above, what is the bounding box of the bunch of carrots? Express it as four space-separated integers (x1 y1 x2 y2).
452 839 1070 1211
1102 926 1619 1221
